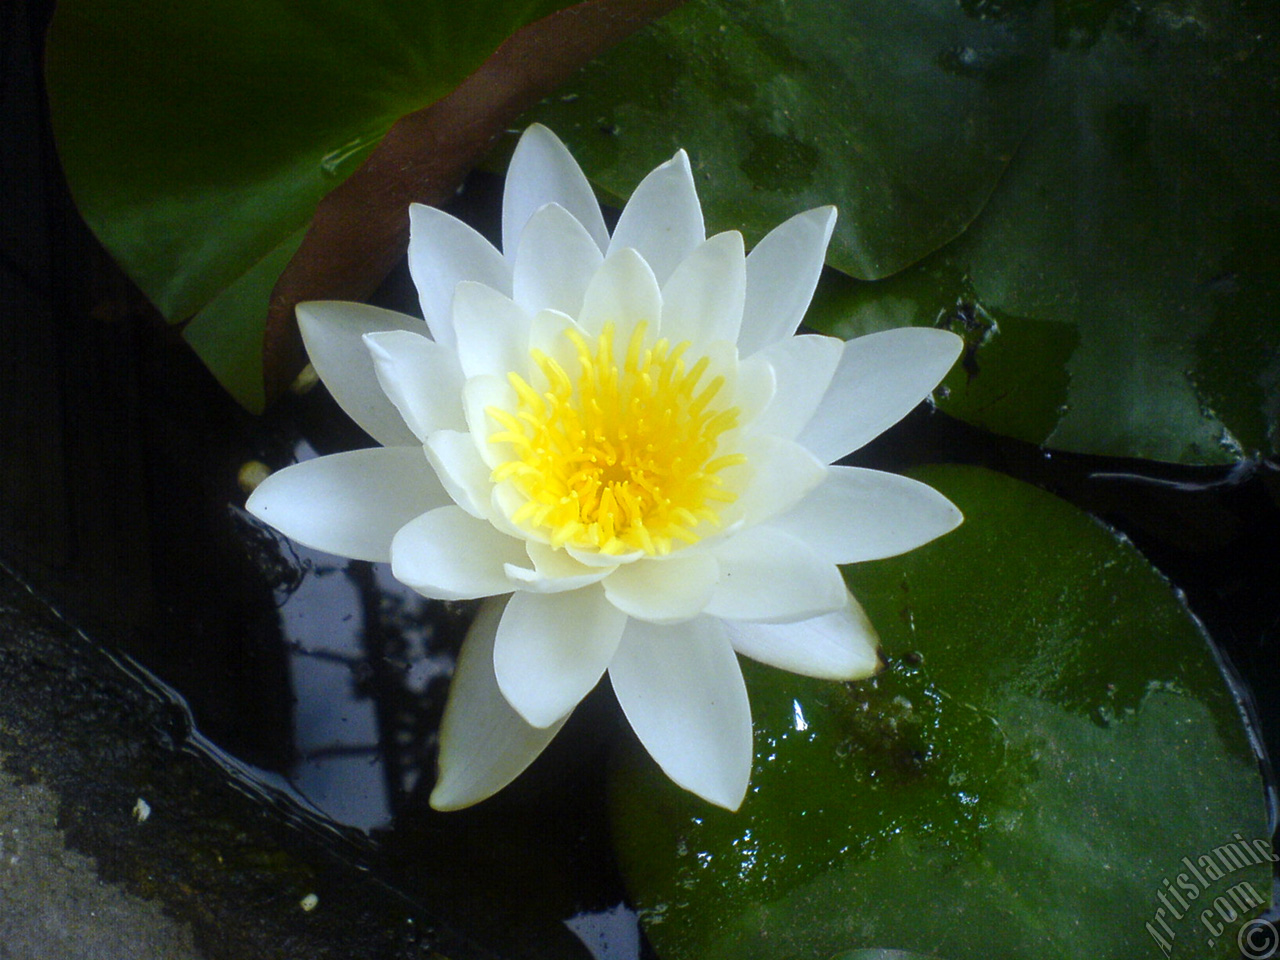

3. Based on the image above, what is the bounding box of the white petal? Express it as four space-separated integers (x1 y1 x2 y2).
431 596 565 811
609 617 752 811
490 480 545 543
704 525 847 623
724 593 882 680
738 206 837 356
503 124 610 260
771 466 963 563
452 282 532 380
731 435 827 526
733 352 778 428
602 552 720 624
245 447 449 563
504 540 617 593
408 203 511 350
748 334 844 439
493 586 627 728
577 247 663 340
425 429 492 519
566 543 647 567
509 541 616 593
462 374 518 469
390 506 524 600
660 231 746 345
528 308 588 381
608 150 704 286
513 203 605 318
798 327 963 463
296 301 423 447
364 330 466 441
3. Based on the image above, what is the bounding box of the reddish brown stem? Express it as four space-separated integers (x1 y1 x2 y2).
263 0 683 404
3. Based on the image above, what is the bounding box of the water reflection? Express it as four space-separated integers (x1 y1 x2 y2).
255 432 460 832
279 546 388 830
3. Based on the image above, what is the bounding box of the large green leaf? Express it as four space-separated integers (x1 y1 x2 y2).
612 466 1269 960
45 0 577 409
807 0 1280 463
521 0 1049 281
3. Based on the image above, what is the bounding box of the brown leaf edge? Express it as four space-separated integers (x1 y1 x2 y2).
263 0 684 404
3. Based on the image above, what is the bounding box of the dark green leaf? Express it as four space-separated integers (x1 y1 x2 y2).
521 0 1048 280
45 0 578 408
612 466 1268 960
807 1 1280 463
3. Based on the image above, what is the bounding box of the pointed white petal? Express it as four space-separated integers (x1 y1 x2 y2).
425 429 493 519
505 542 615 593
408 203 511 350
608 150 704 286
527 308 589 384
602 552 720 624
431 597 565 810
513 203 605 318
724 593 882 680
503 124 609 260
452 282 532 380
739 206 837 355
660 231 746 345
462 374 518 469
772 466 963 563
565 543 647 567
493 586 627 728
704 525 847 623
504 564 614 593
798 327 963 463
748 334 843 439
609 617 752 811
504 540 617 593
733 352 778 428
390 506 524 600
731 435 827 526
490 480 544 543
363 330 466 441
246 447 449 563
577 247 663 340
528 307 582 354
296 301 423 447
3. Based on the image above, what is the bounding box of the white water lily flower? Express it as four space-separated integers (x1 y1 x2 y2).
247 125 963 812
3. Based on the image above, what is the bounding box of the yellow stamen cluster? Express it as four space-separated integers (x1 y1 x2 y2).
487 321 745 556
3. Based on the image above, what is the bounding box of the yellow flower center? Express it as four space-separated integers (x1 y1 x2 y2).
486 321 745 557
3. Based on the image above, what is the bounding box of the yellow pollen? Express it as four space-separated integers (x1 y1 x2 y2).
486 321 746 556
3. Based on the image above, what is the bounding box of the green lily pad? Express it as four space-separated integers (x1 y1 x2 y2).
45 0 577 409
807 1 1280 463
521 0 1048 281
611 465 1269 960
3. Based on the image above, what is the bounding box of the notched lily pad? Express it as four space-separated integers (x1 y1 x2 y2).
521 0 1048 281
807 0 1280 463
611 465 1268 960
